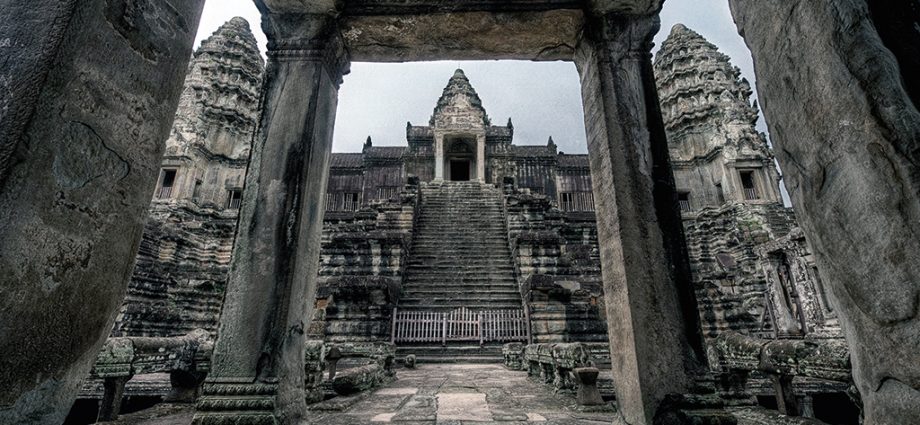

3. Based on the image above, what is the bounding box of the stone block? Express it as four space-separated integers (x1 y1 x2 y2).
502 343 525 370
332 363 383 395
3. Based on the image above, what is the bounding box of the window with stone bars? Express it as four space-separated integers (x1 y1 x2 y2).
376 186 399 201
326 192 360 212
157 169 177 199
559 192 595 212
678 191 692 212
227 189 243 210
740 170 759 200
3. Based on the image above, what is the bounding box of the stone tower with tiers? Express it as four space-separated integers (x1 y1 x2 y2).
655 24 782 209
111 18 264 338
654 25 842 347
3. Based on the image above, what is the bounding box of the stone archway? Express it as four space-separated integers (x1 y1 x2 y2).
193 3 704 425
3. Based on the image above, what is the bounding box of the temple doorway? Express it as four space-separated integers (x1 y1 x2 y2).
444 139 477 181
450 160 471 181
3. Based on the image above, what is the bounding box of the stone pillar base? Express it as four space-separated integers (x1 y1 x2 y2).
192 381 278 425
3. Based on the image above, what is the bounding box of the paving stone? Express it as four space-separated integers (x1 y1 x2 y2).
377 387 420 396
436 393 492 421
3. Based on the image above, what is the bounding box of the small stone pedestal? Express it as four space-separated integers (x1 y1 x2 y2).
573 367 604 406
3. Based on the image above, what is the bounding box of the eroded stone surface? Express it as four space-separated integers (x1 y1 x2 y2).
729 1 920 423
0 2 205 423
308 364 616 424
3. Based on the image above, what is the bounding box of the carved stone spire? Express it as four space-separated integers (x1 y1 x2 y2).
654 24 769 160
168 17 264 160
429 68 491 128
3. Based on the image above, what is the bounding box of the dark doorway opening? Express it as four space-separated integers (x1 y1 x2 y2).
450 160 470 181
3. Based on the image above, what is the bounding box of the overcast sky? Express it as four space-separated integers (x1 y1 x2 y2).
194 1 763 155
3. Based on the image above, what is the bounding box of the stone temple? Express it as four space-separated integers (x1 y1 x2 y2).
2 2 918 425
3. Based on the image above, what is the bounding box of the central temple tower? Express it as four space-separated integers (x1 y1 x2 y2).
430 69 489 182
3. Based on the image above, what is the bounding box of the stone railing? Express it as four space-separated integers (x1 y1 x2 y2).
89 329 213 421
518 342 604 406
712 332 852 416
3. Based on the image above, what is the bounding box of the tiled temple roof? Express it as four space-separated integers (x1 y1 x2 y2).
330 153 364 168
365 146 407 159
513 145 555 157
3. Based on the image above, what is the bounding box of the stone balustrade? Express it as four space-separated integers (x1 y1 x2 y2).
90 329 213 421
519 342 604 406
712 332 852 416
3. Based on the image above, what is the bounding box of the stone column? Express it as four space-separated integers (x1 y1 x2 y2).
729 1 920 423
192 12 349 425
476 134 486 182
434 133 445 181
0 1 204 423
574 13 705 425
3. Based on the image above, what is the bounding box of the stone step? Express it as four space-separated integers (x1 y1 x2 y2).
413 237 506 241
411 242 508 247
407 257 513 262
404 272 516 278
403 280 518 287
402 278 518 284
401 288 519 295
406 182 522 311
404 278 517 284
404 272 518 278
405 265 514 271
395 345 506 364
396 344 503 355
404 288 520 295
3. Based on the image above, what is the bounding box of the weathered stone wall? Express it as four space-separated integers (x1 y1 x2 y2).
729 1 920 421
654 22 848 407
684 203 797 342
503 188 608 347
112 202 238 338
109 18 263 339
756 229 841 340
312 185 419 343
0 1 205 422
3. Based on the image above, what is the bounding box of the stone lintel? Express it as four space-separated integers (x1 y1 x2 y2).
256 0 339 15
262 0 661 16
587 0 664 15
343 0 583 16
341 10 584 62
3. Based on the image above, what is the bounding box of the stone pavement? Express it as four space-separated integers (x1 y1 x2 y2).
306 364 615 424
103 364 615 424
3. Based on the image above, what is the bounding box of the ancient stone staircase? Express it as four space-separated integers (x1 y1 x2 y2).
396 181 524 363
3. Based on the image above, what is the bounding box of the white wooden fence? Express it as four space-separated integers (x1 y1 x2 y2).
391 307 531 345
